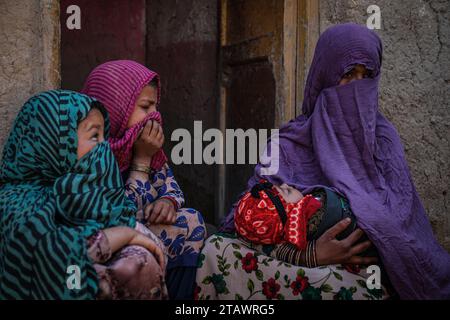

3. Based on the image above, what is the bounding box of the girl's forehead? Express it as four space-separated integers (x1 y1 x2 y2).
140 85 157 94
80 108 104 124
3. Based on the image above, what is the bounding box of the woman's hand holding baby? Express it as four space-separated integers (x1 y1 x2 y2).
133 120 164 165
315 218 378 266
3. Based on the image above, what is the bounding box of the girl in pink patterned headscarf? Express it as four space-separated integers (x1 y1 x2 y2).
83 60 206 300
82 60 167 173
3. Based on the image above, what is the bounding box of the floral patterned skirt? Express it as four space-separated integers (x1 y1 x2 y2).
195 233 389 300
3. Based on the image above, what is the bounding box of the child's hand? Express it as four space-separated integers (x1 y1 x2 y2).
145 198 177 225
133 120 164 165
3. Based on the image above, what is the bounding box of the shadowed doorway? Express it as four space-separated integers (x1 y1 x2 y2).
60 0 318 226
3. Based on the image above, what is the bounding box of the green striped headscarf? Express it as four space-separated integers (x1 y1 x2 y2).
0 90 136 299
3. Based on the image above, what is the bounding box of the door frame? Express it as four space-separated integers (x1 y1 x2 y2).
284 0 319 119
215 0 320 223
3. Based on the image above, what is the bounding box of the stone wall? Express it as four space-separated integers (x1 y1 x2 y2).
0 0 60 152
319 0 450 251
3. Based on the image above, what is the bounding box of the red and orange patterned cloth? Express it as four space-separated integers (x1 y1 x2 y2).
234 180 322 250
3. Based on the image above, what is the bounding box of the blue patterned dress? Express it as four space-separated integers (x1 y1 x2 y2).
124 163 206 299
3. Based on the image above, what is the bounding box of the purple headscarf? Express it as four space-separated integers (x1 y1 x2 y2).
221 23 450 299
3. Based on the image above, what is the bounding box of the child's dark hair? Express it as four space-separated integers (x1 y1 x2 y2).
148 77 158 89
90 100 108 119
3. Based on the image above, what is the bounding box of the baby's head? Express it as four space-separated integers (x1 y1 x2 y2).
273 183 304 204
240 181 308 221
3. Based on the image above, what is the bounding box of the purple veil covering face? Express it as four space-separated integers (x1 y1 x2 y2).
221 23 450 299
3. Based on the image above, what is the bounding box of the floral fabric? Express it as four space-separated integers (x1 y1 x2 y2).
125 163 206 269
195 233 389 300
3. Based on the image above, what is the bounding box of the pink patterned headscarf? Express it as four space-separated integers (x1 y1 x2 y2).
82 60 168 172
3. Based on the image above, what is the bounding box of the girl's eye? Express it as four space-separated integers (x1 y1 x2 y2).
91 133 99 141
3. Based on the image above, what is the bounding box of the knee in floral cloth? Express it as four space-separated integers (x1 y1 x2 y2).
97 245 168 300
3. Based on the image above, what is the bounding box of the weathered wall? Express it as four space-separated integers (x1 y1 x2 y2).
0 0 60 153
319 0 450 251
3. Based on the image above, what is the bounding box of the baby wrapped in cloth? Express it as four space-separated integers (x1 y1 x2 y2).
234 180 374 264
235 180 320 251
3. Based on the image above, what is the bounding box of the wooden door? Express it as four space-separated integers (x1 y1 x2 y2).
217 0 319 222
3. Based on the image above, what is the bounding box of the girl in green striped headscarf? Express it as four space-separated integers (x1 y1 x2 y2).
0 90 168 299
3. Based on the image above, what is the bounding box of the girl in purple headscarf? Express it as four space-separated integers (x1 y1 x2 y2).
214 23 450 300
